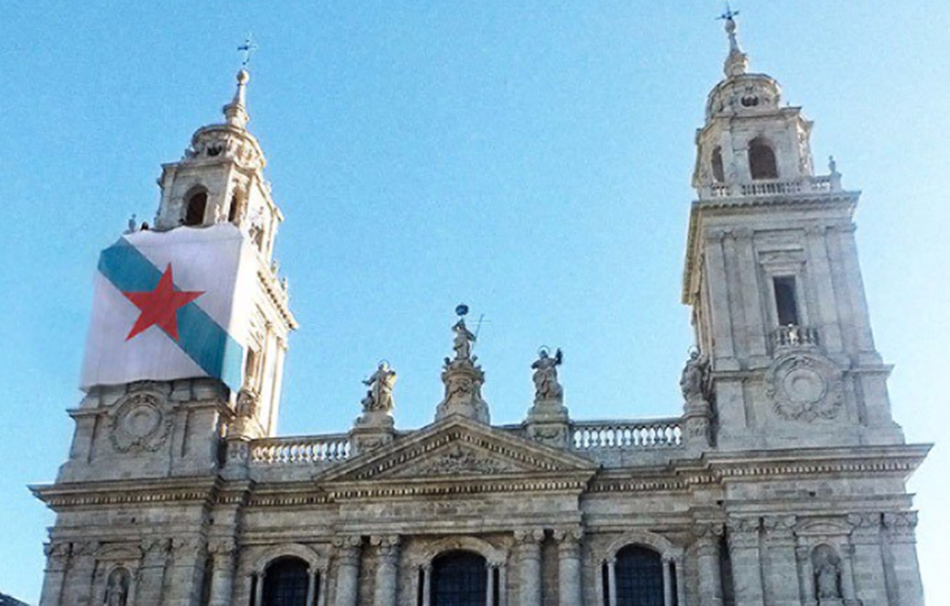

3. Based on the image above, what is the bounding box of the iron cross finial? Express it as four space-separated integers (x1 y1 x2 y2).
718 3 739 21
238 35 259 68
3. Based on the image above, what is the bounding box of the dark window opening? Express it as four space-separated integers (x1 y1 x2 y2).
773 277 800 326
669 561 678 606
749 139 778 180
262 557 309 606
228 195 240 223
432 550 487 606
711 147 725 182
615 545 664 606
184 192 208 226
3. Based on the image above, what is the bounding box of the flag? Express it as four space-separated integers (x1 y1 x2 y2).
80 224 255 393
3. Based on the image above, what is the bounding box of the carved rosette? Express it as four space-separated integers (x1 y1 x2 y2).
765 353 843 422
110 392 172 453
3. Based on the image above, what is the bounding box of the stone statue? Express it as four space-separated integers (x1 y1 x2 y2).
531 348 563 401
361 362 397 413
105 568 130 606
812 545 843 600
680 349 709 400
452 319 476 362
126 213 137 234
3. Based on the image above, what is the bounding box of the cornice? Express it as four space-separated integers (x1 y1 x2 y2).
31 476 223 510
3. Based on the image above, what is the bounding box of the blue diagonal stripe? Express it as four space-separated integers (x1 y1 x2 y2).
98 238 244 392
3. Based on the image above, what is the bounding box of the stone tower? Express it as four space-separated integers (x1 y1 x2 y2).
683 15 903 451
54 69 296 481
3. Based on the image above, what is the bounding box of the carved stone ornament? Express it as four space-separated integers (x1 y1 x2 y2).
110 393 172 453
765 353 843 422
389 444 520 478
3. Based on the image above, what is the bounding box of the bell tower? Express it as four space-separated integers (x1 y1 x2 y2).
58 69 296 485
151 68 297 442
682 15 904 449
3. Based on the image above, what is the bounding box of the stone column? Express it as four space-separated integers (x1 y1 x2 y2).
726 517 765 606
422 564 432 606
674 557 686 606
39 542 71 606
762 515 800 606
606 558 617 606
208 539 236 606
846 513 887 606
515 529 544 606
333 536 362 606
554 528 583 606
371 536 400 606
317 568 329 606
883 512 925 606
662 557 673 606
497 562 508 606
693 524 724 606
794 545 815 606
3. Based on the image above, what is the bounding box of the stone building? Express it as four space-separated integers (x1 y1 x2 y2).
33 15 929 606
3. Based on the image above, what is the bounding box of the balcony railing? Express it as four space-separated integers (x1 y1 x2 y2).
771 325 820 350
703 175 838 200
570 419 683 450
250 434 351 464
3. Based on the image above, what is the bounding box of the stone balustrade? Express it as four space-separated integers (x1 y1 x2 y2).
250 434 351 464
770 325 820 350
247 417 688 470
702 174 837 200
570 419 683 451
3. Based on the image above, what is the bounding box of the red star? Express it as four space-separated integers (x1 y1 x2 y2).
122 264 204 341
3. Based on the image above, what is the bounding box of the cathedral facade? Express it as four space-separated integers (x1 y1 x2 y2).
33 16 928 606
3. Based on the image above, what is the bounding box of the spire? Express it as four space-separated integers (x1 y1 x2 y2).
223 69 251 129
720 7 749 77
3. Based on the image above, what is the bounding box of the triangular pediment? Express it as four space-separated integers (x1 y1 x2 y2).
317 415 597 485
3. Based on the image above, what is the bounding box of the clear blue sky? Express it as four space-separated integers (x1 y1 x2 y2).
2 2 948 603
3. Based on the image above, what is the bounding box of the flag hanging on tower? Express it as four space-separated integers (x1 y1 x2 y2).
80 224 255 393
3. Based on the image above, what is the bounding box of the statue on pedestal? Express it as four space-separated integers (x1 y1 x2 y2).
361 361 397 413
680 348 709 401
531 347 563 402
452 318 476 362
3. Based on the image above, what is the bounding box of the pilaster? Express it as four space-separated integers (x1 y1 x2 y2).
762 515 800 606
883 512 925 606
846 513 887 605
39 542 72 606
207 539 236 606
726 516 764 606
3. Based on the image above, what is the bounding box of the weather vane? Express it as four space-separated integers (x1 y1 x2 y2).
238 35 258 68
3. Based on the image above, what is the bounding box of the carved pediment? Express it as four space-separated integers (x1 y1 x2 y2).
317 415 597 486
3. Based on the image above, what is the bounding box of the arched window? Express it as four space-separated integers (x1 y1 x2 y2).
184 191 208 226
711 146 725 182
749 139 778 180
614 545 664 606
262 557 309 606
432 550 487 606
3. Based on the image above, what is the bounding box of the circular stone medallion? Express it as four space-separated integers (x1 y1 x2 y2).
110 393 171 452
